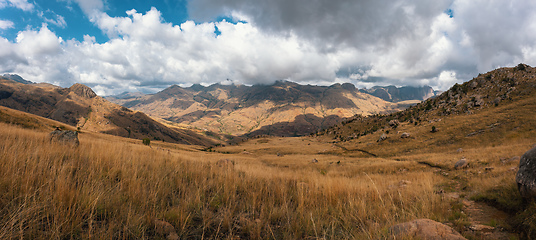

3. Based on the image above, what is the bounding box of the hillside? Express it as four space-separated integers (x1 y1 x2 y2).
108 81 415 137
318 64 536 156
0 78 216 146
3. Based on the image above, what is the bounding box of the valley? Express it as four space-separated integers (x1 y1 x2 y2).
107 81 424 137
1 65 536 239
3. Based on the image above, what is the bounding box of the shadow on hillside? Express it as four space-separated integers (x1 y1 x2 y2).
242 113 344 138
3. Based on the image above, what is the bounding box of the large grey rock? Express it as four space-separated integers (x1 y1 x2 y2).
400 132 410 138
388 119 400 128
455 158 468 169
390 219 466 240
516 146 536 200
378 133 388 142
48 129 79 147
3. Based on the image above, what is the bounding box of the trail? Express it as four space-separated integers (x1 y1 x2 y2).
421 164 519 239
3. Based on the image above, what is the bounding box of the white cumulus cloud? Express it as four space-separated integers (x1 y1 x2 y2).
0 0 34 11
2 1 536 95
0 19 14 29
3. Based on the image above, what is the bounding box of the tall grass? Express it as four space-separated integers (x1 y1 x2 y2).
0 123 450 239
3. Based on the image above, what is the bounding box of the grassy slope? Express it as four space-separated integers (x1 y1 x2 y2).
1 121 453 239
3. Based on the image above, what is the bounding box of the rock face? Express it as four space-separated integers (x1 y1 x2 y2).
389 219 467 240
516 146 536 200
48 129 79 147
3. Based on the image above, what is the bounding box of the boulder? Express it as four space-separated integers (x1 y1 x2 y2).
400 132 410 138
48 129 79 147
455 158 468 169
516 146 536 200
388 120 400 128
390 219 466 240
378 133 388 142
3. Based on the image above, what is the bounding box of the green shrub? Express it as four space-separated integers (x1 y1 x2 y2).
142 138 151 146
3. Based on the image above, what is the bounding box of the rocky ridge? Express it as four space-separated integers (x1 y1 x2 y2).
108 81 415 137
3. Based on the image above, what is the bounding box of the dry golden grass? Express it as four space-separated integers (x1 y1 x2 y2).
0 122 456 239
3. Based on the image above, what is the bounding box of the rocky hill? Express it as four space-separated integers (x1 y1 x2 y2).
108 81 416 137
0 78 216 146
319 64 536 156
359 85 440 102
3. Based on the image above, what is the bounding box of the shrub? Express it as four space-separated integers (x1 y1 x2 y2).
516 63 526 71
142 138 151 146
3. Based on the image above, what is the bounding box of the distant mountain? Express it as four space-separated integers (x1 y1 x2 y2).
359 85 440 102
107 81 416 137
2 74 32 84
0 77 216 146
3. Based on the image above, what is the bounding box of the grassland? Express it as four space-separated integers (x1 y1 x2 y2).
0 121 453 239
1 114 533 239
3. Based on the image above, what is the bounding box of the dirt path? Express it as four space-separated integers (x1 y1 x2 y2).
460 199 517 239
429 165 519 239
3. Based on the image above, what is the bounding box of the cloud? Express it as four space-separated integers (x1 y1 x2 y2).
0 0 34 11
0 19 14 29
41 12 68 28
72 0 104 19
186 0 536 89
1 8 343 95
2 1 536 95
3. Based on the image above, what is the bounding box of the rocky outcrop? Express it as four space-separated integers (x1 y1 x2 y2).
69 83 97 98
516 146 536 200
389 219 466 239
48 129 79 147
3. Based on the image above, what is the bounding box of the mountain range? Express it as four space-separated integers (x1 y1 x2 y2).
359 85 441 102
107 81 436 137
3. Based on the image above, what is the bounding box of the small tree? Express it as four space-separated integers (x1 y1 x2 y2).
142 138 151 146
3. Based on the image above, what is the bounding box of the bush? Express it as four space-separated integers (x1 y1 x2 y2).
516 63 526 71
142 138 151 146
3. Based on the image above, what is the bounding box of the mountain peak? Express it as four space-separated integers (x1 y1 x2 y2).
1 74 33 84
69 83 97 98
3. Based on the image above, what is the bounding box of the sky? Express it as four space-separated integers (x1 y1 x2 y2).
1 0 536 95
